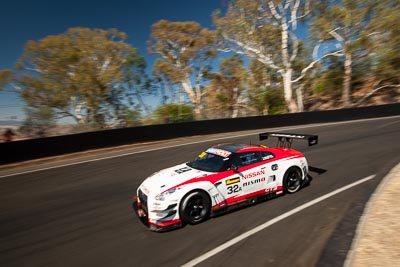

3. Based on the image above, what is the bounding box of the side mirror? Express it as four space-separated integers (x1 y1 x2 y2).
231 165 239 173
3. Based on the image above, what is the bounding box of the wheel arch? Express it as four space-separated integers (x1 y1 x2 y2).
283 165 304 194
283 161 307 180
177 181 216 207
288 165 303 177
178 187 212 224
179 188 212 210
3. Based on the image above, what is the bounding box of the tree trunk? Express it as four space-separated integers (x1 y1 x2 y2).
134 92 149 115
71 97 86 124
181 79 202 120
296 84 304 112
193 102 201 120
232 87 239 118
283 69 298 113
342 49 352 107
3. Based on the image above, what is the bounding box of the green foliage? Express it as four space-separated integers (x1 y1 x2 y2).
0 69 12 88
213 0 287 69
310 0 377 106
311 57 344 96
370 0 400 84
13 27 143 130
213 0 315 112
155 104 194 124
149 20 216 119
246 59 285 115
148 20 216 81
265 88 286 115
19 106 55 138
122 51 152 114
4 0 400 139
116 105 142 127
205 55 247 118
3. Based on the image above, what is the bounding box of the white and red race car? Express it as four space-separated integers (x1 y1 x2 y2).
134 132 318 231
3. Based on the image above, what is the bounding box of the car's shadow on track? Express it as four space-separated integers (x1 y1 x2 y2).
305 166 327 188
309 166 327 175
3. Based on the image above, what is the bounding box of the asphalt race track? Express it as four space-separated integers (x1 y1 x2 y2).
1 116 400 267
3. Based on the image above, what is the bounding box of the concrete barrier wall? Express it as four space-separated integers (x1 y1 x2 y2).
1 103 400 165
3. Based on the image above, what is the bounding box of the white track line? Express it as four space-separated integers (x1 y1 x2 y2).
1 115 399 179
181 175 376 267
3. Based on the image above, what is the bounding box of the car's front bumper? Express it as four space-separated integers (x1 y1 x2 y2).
134 192 182 232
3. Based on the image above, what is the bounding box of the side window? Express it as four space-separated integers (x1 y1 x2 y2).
260 151 275 161
233 152 262 167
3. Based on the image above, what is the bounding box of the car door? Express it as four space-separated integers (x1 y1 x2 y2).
233 151 281 195
259 151 279 193
213 169 243 206
215 151 280 205
212 153 259 205
233 152 267 196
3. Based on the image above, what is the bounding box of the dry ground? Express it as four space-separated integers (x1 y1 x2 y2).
345 163 400 267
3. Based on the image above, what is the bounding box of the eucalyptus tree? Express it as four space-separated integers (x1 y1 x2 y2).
121 51 151 117
366 0 400 97
247 59 285 115
155 103 194 124
0 70 12 88
12 27 142 128
205 55 248 118
152 59 181 105
311 0 376 107
213 0 343 113
149 20 217 119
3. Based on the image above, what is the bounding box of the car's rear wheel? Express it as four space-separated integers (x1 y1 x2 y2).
283 167 302 194
180 191 211 224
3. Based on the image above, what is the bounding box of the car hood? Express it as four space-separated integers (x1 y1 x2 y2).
139 163 211 196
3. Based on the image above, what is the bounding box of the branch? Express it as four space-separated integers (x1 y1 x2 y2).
217 47 233 53
290 0 301 30
235 103 258 113
181 78 196 104
222 34 281 70
290 37 300 63
366 31 380 37
7 83 22 93
283 0 290 11
268 1 282 21
354 84 400 106
100 57 111 75
54 110 77 121
25 67 42 74
288 0 311 29
312 43 321 59
329 27 345 42
195 67 205 100
297 0 311 20
292 49 344 83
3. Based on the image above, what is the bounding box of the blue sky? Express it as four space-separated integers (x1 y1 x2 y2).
0 0 226 121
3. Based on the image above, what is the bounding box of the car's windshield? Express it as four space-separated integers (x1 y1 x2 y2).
187 152 229 172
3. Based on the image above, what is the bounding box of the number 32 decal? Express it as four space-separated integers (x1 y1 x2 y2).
227 184 241 194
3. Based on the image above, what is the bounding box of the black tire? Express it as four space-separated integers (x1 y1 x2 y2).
179 191 211 225
283 167 303 194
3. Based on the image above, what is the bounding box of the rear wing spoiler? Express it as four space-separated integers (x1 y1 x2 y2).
259 132 318 148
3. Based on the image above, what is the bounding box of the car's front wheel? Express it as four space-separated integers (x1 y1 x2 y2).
180 190 211 225
283 167 302 194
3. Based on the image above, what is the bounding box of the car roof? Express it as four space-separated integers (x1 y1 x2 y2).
213 144 268 153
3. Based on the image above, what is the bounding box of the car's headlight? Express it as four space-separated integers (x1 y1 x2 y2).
155 188 178 201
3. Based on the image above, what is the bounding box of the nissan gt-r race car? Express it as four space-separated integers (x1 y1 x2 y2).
134 132 318 232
